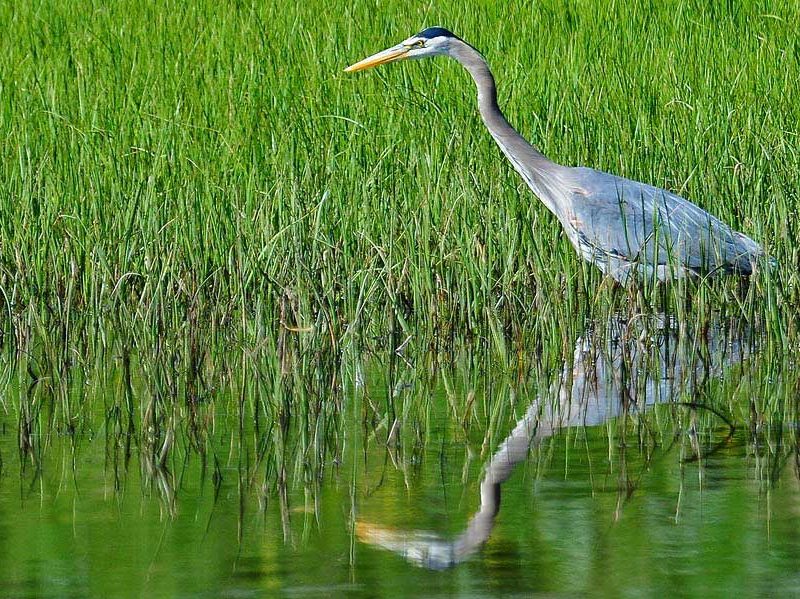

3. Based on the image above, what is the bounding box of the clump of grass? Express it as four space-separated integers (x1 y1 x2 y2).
0 1 797 349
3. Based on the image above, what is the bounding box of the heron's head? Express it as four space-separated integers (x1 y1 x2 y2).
344 27 459 73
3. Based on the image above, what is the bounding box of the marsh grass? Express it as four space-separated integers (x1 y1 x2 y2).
0 0 798 508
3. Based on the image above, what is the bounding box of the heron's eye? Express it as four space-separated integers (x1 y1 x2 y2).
412 40 425 48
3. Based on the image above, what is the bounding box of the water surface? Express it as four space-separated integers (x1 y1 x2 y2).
1 316 797 597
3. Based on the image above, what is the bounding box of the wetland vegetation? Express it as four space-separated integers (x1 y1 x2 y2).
0 0 798 595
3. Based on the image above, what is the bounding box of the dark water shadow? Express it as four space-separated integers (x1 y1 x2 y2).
356 314 756 569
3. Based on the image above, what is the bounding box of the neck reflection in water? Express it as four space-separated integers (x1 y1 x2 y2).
356 315 755 570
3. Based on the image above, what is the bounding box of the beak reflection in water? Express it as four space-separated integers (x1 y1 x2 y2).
356 315 755 570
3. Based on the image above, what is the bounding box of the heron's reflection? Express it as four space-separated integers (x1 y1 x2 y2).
357 315 754 569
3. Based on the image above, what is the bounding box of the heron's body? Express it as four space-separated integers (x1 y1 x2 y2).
346 28 768 284
533 164 763 282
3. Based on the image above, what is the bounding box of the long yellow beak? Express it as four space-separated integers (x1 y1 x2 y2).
344 45 409 73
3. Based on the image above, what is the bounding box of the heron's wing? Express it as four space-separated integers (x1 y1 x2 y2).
568 167 762 274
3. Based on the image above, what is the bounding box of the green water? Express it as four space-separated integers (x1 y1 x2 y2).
1 317 796 597
4 433 798 597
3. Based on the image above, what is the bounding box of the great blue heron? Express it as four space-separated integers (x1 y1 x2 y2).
345 27 771 284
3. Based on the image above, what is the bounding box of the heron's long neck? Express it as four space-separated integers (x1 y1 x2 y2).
451 41 563 215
